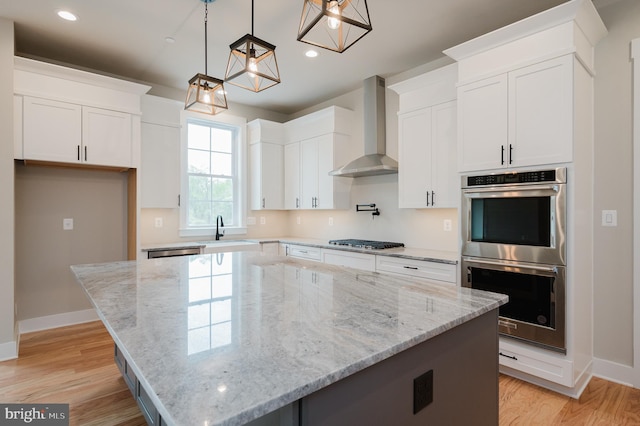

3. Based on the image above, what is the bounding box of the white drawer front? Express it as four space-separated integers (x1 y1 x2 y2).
322 249 376 272
375 256 456 283
288 245 322 262
498 339 574 387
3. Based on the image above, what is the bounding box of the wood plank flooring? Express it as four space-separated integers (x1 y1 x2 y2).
1 321 639 425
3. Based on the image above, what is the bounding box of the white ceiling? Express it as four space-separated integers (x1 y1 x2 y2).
0 0 617 115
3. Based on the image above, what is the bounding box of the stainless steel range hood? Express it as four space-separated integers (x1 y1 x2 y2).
329 76 398 177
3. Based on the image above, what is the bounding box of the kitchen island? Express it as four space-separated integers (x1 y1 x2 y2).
72 252 507 426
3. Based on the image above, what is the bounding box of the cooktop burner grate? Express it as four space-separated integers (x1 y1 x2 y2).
328 239 405 250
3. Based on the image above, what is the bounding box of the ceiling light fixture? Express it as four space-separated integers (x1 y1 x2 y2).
225 0 280 92
305 49 319 58
297 0 372 53
185 0 228 115
57 10 77 21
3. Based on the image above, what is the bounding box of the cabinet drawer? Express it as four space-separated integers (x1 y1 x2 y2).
137 382 159 425
322 249 376 272
498 339 574 387
375 256 456 283
287 245 322 262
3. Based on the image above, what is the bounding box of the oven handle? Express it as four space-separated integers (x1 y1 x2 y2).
463 257 558 274
462 184 560 194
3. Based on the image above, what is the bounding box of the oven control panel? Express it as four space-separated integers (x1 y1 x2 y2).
465 169 562 187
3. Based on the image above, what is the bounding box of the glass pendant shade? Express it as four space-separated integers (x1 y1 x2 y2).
185 0 228 115
225 34 280 92
186 73 228 115
297 0 372 53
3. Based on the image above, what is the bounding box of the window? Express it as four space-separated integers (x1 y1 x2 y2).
180 112 246 237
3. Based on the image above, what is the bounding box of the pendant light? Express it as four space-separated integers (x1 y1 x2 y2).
297 0 372 53
225 0 281 92
185 0 228 115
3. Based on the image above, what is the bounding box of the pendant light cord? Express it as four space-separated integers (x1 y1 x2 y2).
204 2 208 75
251 0 254 36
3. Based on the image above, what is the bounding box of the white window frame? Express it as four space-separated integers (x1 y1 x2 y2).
179 110 247 238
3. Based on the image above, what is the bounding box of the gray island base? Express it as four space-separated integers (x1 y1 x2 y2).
71 252 507 426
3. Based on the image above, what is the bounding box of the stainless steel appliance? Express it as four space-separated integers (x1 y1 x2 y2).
147 246 202 259
460 168 567 352
462 257 566 352
328 239 404 250
461 168 566 265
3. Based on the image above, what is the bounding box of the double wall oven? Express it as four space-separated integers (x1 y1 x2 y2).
461 168 567 353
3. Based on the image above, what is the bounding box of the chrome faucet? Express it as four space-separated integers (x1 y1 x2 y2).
215 215 225 240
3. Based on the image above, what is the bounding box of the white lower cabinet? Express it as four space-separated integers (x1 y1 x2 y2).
322 249 376 272
375 256 457 284
498 339 574 387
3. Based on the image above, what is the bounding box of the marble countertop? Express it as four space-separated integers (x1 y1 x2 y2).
142 237 459 264
72 252 505 425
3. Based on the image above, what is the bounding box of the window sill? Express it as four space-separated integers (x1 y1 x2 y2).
179 227 247 238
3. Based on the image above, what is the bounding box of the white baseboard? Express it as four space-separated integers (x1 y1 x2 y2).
18 309 99 334
592 357 637 388
0 340 18 362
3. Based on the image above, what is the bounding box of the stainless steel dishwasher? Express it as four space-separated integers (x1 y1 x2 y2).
146 246 202 259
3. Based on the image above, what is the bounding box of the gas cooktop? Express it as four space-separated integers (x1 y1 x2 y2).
328 239 405 250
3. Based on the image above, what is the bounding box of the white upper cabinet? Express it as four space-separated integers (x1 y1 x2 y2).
284 143 301 209
457 55 573 172
283 106 353 210
23 97 82 163
248 119 285 210
14 57 149 169
250 142 283 210
141 123 180 208
82 106 133 167
390 64 458 209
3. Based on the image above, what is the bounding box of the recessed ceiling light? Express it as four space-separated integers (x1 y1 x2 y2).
57 10 77 21
305 50 319 58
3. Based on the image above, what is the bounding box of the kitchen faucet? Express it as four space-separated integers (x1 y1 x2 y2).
215 215 225 240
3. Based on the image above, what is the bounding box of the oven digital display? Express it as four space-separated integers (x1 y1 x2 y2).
466 169 556 187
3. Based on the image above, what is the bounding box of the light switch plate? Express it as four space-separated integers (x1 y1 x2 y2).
63 218 74 230
602 210 617 227
260 216 266 225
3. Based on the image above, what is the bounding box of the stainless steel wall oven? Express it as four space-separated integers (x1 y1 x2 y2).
461 168 567 352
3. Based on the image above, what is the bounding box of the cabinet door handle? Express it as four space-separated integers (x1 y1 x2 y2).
262 198 265 209
296 197 299 208
84 146 88 162
501 145 505 165
178 195 181 207
426 191 430 206
77 145 80 161
509 144 513 164
403 266 419 270
499 352 518 361
432 191 435 206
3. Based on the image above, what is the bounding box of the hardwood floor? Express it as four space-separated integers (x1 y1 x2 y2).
1 321 639 425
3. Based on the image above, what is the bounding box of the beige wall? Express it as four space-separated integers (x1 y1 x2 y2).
0 18 15 353
15 165 128 320
593 0 640 366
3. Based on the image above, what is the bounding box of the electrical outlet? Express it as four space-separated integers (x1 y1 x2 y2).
260 216 266 225
247 216 256 225
297 216 301 225
154 217 163 228
63 218 74 230
413 370 433 414
443 219 452 231
328 217 334 226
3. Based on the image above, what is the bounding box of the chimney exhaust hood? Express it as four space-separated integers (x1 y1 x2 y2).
329 75 398 177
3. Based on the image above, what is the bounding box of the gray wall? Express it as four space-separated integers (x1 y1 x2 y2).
593 0 640 366
0 18 15 355
14 165 129 321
